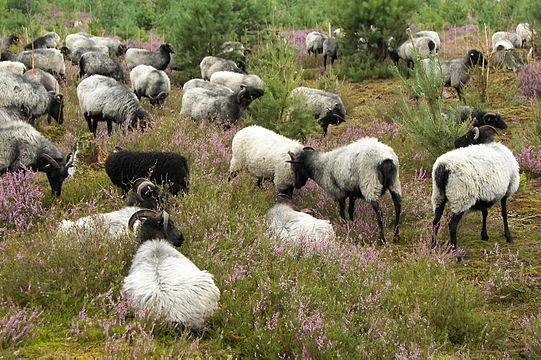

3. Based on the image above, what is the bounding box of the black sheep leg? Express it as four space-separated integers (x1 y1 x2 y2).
338 198 347 221
390 190 402 242
107 120 113 136
481 207 489 240
501 196 513 243
370 200 386 245
432 200 447 248
449 211 464 250
84 113 93 133
348 196 356 220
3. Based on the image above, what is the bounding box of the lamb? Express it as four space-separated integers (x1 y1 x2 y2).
24 32 60 50
287 138 402 245
491 31 522 49
421 49 486 100
209 71 265 92
68 45 110 65
182 78 234 96
0 35 19 51
289 86 346 136
24 68 60 94
122 209 220 331
229 125 305 198
0 61 27 75
125 43 174 70
441 106 507 129
77 75 149 135
0 120 73 195
431 126 519 251
265 196 335 245
516 23 537 47
180 84 264 125
200 56 245 81
388 36 436 71
412 30 441 52
305 32 328 56
0 72 64 125
78 51 125 81
130 65 171 106
322 37 339 69
1 48 65 78
105 149 189 196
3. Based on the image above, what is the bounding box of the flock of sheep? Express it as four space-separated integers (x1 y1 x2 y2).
0 22 535 331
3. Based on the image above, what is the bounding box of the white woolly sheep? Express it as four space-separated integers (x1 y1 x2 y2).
491 31 522 49
0 61 27 74
492 39 514 52
122 210 220 331
516 23 537 47
182 78 234 96
305 32 328 56
289 86 346 136
125 44 174 70
200 56 245 81
209 71 265 92
88 35 127 56
421 49 486 100
431 127 519 250
1 48 65 79
229 125 305 198
388 36 436 71
287 138 402 245
130 65 171 106
79 51 125 81
412 30 441 52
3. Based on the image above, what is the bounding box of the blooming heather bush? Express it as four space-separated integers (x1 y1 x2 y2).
516 62 541 100
0 301 43 352
520 311 541 358
516 145 541 176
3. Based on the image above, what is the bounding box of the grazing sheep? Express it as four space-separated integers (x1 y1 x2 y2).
77 75 149 135
0 72 64 125
78 51 125 81
305 32 328 56
289 86 346 136
454 124 500 148
88 35 127 56
209 71 265 92
122 209 220 331
200 56 244 81
388 36 436 71
125 43 174 70
0 106 25 124
323 37 339 69
180 84 264 125
130 65 171 106
69 45 110 65
412 30 441 52
431 126 519 250
287 138 402 244
0 61 27 74
421 49 486 100
105 149 189 196
491 31 522 49
516 23 537 47
441 106 507 130
0 120 73 195
0 35 19 51
229 125 305 198
182 78 234 96
492 39 514 52
65 34 97 52
1 48 65 78
24 68 60 94
219 41 248 71
24 32 60 50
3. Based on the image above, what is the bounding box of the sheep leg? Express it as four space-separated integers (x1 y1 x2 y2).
338 198 347 221
47 113 52 124
256 177 263 187
321 124 328 137
455 86 463 101
84 113 93 133
323 55 328 69
448 211 464 250
481 207 489 241
390 191 402 242
348 196 356 220
92 118 100 136
107 120 113 136
432 201 447 248
370 200 386 245
501 196 513 243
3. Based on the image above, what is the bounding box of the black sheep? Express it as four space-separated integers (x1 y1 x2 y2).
442 106 508 129
105 150 189 196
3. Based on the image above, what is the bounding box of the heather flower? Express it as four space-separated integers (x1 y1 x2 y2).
0 301 43 351
516 62 541 100
516 145 541 176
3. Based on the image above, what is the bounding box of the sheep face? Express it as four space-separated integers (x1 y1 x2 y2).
129 109 149 130
454 126 498 148
322 104 346 126
467 49 486 67
117 44 127 56
287 148 313 189
126 178 170 210
129 210 184 247
237 85 265 112
40 153 74 196
48 93 64 124
473 113 507 129
150 92 168 106
160 44 174 54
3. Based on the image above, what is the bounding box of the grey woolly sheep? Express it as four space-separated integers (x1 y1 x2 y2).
125 43 174 70
180 84 264 125
130 65 171 106
305 32 328 56
200 56 244 81
412 30 441 52
0 106 25 124
24 32 60 50
431 126 519 250
421 49 486 100
491 31 522 49
0 61 27 74
289 86 346 136
122 210 220 331
209 71 265 92
388 36 436 71
1 48 65 78
79 51 125 81
229 125 305 198
88 35 127 56
323 37 339 69
516 23 537 47
0 120 73 195
77 75 149 135
69 45 110 65
0 72 64 125
441 106 507 130
65 34 97 52
182 78 234 96
287 138 402 245
24 68 60 94
0 35 19 51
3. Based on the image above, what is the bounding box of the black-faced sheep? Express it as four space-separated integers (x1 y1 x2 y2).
305 32 328 56
105 149 189 196
77 75 149 135
200 56 245 81
209 71 265 92
0 35 19 51
68 45 110 65
388 36 436 71
122 209 219 331
431 126 519 250
24 32 60 50
1 48 65 79
442 106 507 130
125 43 174 70
130 65 171 106
0 120 73 195
288 138 402 245
412 31 441 52
78 51 125 81
454 124 500 148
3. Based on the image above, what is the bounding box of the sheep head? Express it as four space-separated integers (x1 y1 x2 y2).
287 147 315 189
128 209 184 247
48 92 64 124
126 178 169 210
39 152 74 196
476 112 507 129
454 126 499 148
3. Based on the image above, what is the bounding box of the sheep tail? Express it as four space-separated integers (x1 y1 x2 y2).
377 159 397 197
433 163 449 198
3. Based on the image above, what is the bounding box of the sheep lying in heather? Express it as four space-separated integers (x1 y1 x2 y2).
432 126 519 250
288 138 402 245
229 125 304 198
305 32 328 56
1 48 65 79
0 61 27 74
79 51 125 81
125 44 174 70
209 71 265 92
122 210 220 331
200 56 244 81
441 106 507 130
130 65 171 106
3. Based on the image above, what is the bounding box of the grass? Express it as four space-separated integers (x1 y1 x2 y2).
0 24 540 359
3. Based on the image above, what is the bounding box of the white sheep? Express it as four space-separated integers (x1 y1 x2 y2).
516 23 537 47
229 125 305 198
1 48 65 78
182 78 234 96
491 32 522 49
288 138 402 244
130 65 171 106
0 61 27 75
200 56 244 81
305 32 328 56
412 30 441 52
209 71 265 92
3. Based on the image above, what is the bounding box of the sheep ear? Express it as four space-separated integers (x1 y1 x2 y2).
65 152 74 167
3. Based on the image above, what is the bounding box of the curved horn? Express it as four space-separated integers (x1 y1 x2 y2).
237 86 247 102
478 125 499 135
473 127 480 140
128 209 162 231
134 179 155 201
65 152 74 167
40 153 59 168
482 112 495 121
162 211 169 235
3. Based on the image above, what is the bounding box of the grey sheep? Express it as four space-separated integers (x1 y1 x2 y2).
209 71 265 92
180 84 264 125
1 48 65 78
79 51 125 81
0 106 25 124
0 35 19 51
125 43 174 70
0 120 73 195
77 75 149 135
68 45 110 65
0 72 64 125
23 68 60 94
323 37 339 69
200 56 244 81
412 31 441 52
287 138 402 245
421 49 486 100
24 32 60 50
182 78 234 96
388 36 436 71
0 61 27 75
305 32 328 56
289 86 346 136
218 41 248 71
491 31 522 49
130 65 171 106
88 35 127 56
